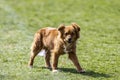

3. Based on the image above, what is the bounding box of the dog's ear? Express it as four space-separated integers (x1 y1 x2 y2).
58 24 65 38
72 23 80 31
72 23 80 38
58 24 65 32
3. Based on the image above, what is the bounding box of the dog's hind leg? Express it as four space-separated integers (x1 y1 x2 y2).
44 50 51 69
28 33 43 68
28 51 39 68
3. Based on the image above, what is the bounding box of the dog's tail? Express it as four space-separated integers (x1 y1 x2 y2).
31 30 43 54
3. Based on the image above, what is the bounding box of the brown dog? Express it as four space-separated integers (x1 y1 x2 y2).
28 23 85 73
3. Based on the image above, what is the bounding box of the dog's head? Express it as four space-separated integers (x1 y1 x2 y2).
58 23 80 43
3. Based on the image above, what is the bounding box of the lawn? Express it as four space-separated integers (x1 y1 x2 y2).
0 0 120 80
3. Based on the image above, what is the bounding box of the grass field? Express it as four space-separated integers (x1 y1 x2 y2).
0 0 120 80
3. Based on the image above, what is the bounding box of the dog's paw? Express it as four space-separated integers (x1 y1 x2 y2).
45 66 51 69
77 70 85 73
52 70 59 73
28 65 33 69
45 65 51 69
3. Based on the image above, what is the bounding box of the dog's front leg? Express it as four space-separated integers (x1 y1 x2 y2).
68 53 85 73
51 53 60 72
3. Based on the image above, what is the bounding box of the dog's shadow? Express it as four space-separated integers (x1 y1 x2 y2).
58 68 111 78
35 66 111 78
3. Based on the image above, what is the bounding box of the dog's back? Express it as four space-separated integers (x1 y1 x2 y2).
35 27 59 50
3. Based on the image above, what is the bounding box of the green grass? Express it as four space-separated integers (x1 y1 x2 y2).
0 0 120 80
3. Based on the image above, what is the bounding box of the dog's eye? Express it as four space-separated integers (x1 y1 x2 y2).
65 32 68 35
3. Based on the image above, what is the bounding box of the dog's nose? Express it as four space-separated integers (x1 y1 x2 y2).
68 38 72 43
